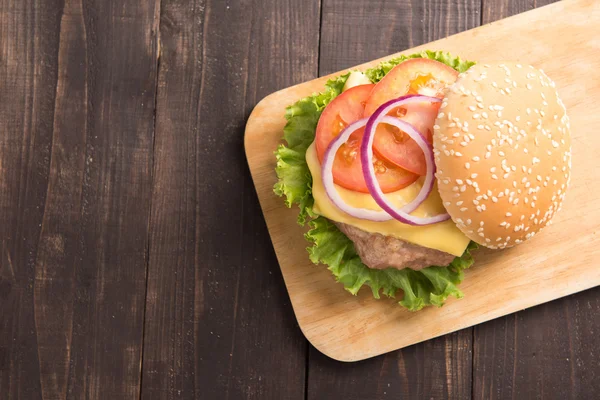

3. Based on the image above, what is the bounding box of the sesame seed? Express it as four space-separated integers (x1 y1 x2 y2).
469 106 477 111
460 207 468 212
465 162 471 169
492 174 498 180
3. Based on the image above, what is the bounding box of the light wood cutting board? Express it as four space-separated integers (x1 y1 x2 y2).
244 0 600 362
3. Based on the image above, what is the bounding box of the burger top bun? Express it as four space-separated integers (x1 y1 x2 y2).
433 62 571 249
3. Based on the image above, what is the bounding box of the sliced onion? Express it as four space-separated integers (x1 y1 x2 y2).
361 95 450 226
321 118 393 222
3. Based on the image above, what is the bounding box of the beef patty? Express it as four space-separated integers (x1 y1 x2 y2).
336 222 455 271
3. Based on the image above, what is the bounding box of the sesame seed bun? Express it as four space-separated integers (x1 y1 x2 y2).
433 62 571 249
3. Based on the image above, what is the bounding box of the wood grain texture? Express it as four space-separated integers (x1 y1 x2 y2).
307 0 480 397
245 0 600 362
482 0 560 23
0 0 159 398
0 0 62 397
139 0 319 398
319 0 481 75
308 331 472 399
473 289 600 400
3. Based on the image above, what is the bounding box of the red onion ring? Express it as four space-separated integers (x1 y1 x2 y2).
362 95 451 226
321 118 393 222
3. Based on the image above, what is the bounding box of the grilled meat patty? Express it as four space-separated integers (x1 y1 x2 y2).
336 222 455 270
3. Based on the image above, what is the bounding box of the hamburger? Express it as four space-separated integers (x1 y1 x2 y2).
274 51 571 311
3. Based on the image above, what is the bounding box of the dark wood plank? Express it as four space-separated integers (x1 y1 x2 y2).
139 0 320 398
0 0 62 397
473 289 600 400
308 1 480 399
0 0 159 398
482 0 560 23
319 0 481 75
309 332 473 399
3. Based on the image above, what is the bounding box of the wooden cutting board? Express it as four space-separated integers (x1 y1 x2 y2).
244 0 600 362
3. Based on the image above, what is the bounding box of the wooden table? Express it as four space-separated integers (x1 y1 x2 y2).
1 0 598 399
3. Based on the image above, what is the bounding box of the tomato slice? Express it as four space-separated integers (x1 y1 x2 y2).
364 58 459 175
315 84 418 193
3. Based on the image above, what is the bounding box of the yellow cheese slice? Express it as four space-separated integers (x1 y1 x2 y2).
306 142 469 256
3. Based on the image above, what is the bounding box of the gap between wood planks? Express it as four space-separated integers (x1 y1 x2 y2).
138 0 162 399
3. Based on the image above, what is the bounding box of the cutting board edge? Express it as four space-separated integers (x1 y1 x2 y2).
298 275 600 362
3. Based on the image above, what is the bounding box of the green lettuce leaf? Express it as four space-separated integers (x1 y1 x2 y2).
305 217 478 311
273 51 478 310
365 50 476 83
274 74 349 224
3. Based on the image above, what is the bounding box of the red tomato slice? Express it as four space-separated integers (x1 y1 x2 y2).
364 58 459 175
315 84 418 193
